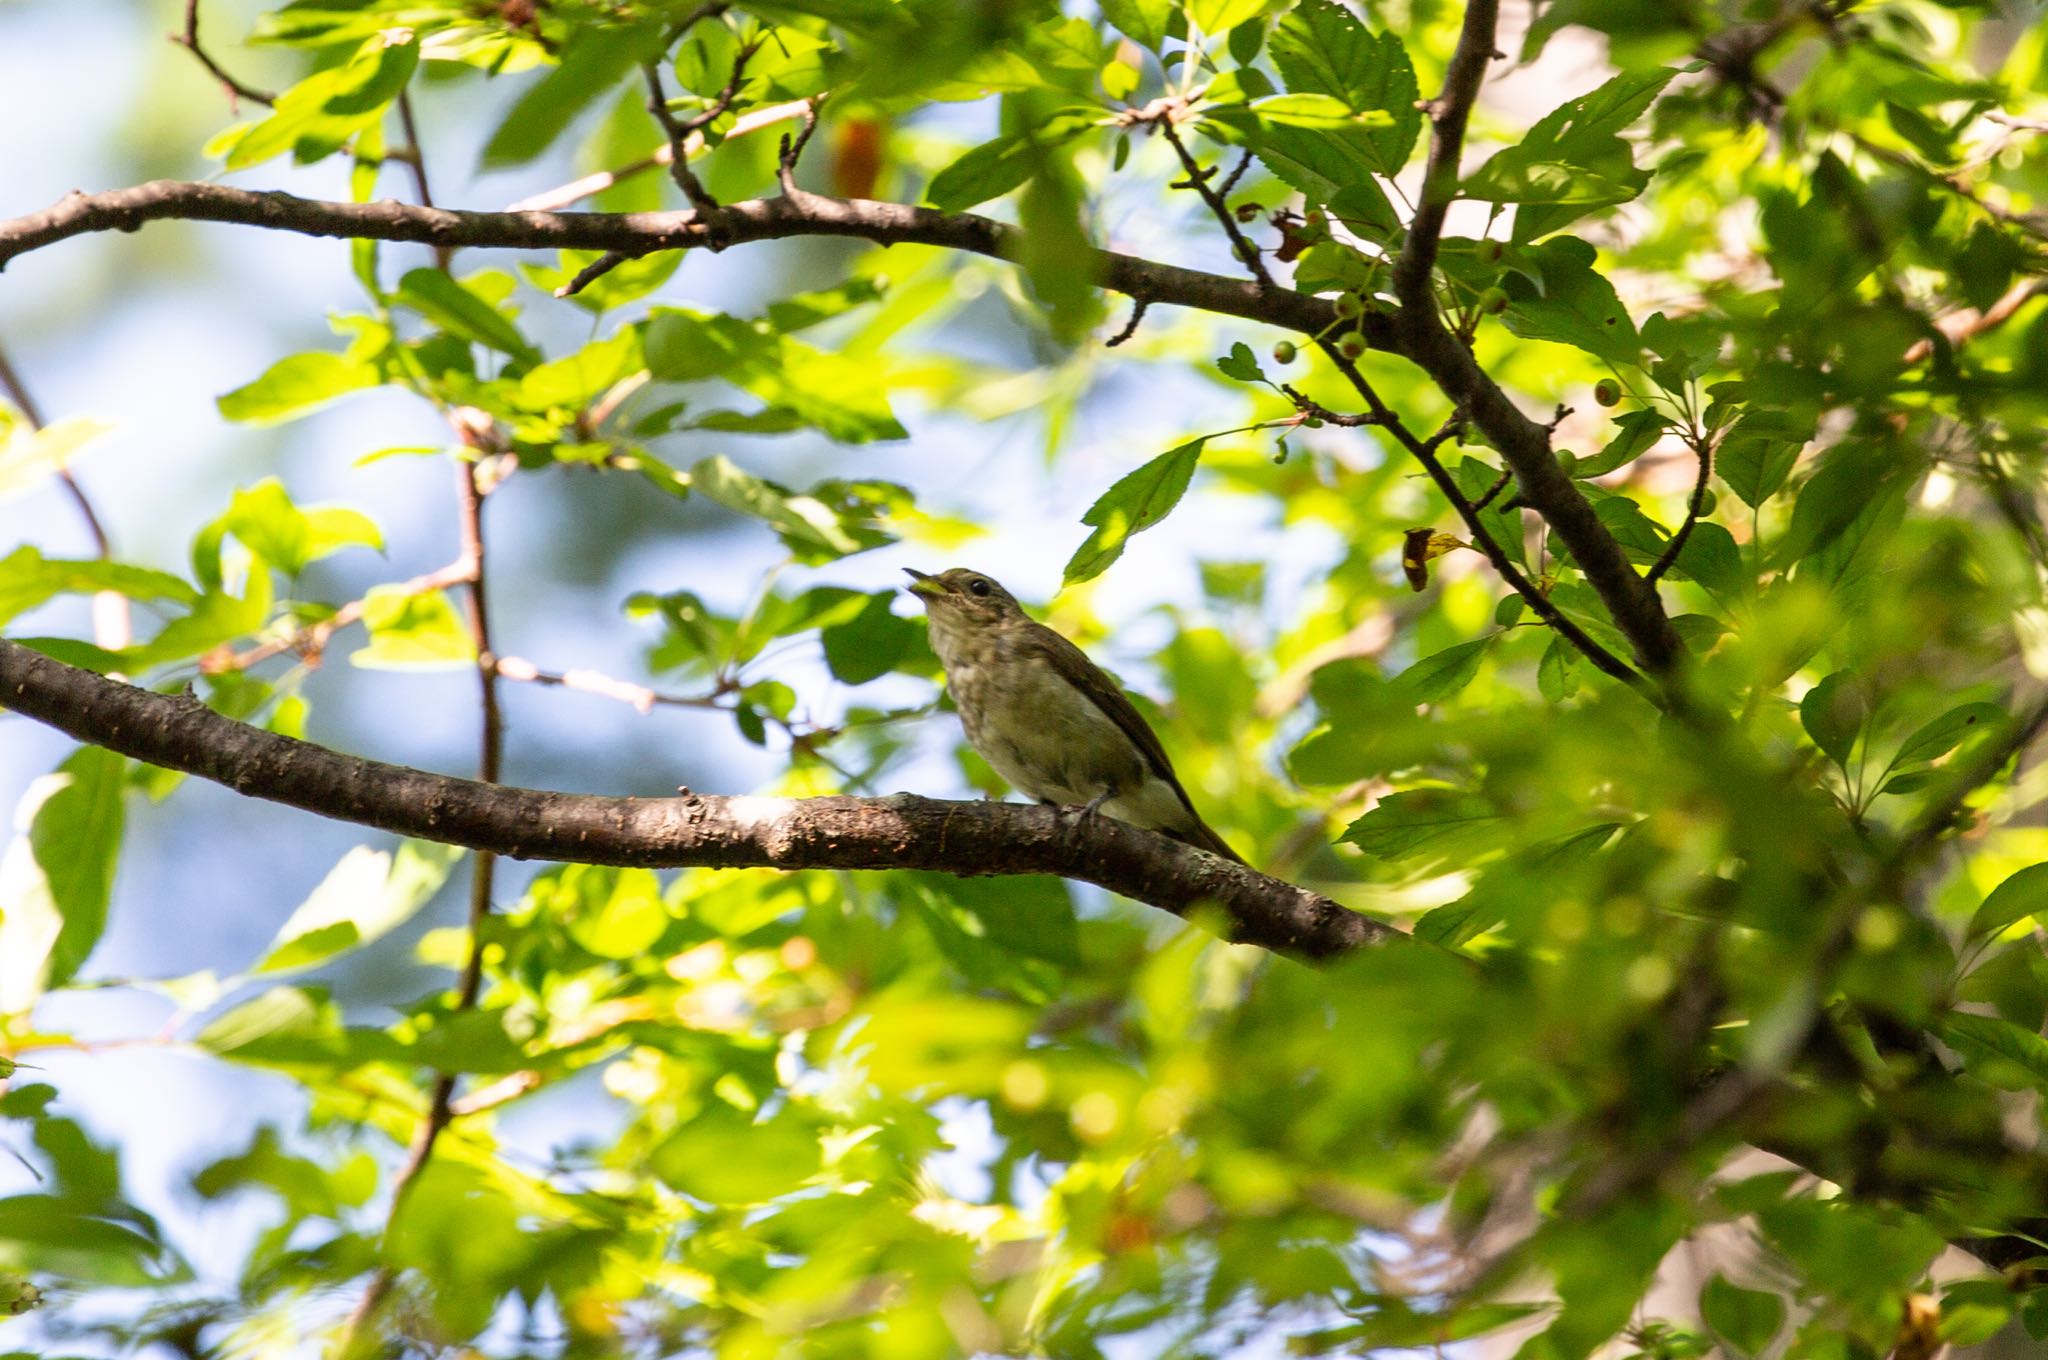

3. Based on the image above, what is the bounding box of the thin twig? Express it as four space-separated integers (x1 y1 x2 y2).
394 90 451 272
492 655 724 714
341 124 506 1346
170 0 277 109
1157 122 1276 291
502 100 811 213
775 97 826 198
0 340 111 562
1469 468 1513 513
208 558 479 672
1645 433 1713 586
340 463 503 1353
645 37 761 216
554 250 635 298
1280 384 1382 428
1104 298 1150 347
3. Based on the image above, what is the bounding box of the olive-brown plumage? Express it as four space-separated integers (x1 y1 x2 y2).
906 567 1245 864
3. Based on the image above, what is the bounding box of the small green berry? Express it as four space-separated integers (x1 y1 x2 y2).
1333 292 1363 319
1478 286 1508 315
1337 332 1366 360
1272 340 1298 364
1594 379 1621 407
1696 488 1718 515
1480 240 1505 263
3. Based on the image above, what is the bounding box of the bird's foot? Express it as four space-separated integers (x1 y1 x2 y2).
1053 792 1113 830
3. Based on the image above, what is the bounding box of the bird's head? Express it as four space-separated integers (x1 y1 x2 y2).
904 567 1027 631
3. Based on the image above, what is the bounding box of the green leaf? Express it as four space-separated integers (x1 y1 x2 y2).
1717 432 1801 511
1267 0 1419 176
1341 789 1498 859
1391 639 1488 704
481 21 667 168
216 479 383 578
821 591 922 684
1062 439 1202 585
1769 444 1892 565
1216 341 1265 383
1498 237 1640 365
1943 1010 2048 1090
253 841 464 975
513 329 643 411
1099 0 1171 48
1674 523 1746 603
1572 409 1666 479
0 416 113 501
1893 701 2007 768
394 269 540 362
1538 635 1581 701
0 1195 186 1286
1700 1275 1784 1357
1189 0 1264 34
643 308 906 443
223 33 419 169
926 118 1094 211
0 546 196 630
652 1103 823 1205
1967 863 2048 941
350 587 475 670
535 864 672 961
1463 67 1679 239
690 455 893 563
0 747 125 1012
898 872 1079 1002
1798 671 1862 768
217 352 381 425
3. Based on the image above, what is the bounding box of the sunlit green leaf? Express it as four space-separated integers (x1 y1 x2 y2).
1063 439 1202 585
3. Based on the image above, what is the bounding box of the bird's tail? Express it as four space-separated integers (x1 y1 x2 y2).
1165 816 1249 867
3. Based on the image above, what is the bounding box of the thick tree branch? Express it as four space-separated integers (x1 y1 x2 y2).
1384 0 1682 675
0 180 1381 369
0 637 1394 959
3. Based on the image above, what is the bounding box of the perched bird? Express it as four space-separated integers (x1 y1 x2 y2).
905 567 1245 864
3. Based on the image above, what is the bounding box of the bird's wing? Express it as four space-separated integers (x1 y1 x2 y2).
1033 626 1249 865
1026 624 1200 809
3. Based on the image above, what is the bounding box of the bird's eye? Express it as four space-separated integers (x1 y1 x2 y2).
968 579 992 597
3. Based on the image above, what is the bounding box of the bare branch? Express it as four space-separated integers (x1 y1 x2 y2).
645 31 760 218
1104 297 1150 347
0 637 1399 959
1380 5 1678 673
1390 0 1498 307
0 180 1366 339
1644 434 1713 586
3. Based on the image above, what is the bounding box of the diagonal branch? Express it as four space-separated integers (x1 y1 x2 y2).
1157 121 1646 692
170 0 277 109
1383 0 1682 675
1645 432 1713 587
0 637 1396 960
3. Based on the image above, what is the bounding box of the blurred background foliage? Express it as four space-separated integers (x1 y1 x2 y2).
4 0 2048 1356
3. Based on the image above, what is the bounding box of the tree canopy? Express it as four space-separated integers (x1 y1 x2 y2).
4 0 2048 1355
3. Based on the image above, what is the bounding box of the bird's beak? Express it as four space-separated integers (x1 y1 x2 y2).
904 568 943 601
